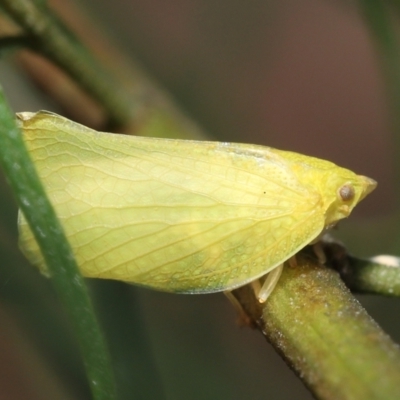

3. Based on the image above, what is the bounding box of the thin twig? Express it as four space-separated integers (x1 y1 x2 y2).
322 241 400 296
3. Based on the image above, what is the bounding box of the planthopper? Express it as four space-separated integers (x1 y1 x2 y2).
17 111 376 302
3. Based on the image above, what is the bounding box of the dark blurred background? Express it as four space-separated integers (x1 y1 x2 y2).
0 0 399 399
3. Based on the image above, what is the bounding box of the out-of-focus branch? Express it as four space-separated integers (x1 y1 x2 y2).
231 252 400 400
0 0 206 139
1 0 131 128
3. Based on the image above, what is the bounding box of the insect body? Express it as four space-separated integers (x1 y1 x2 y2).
17 111 376 296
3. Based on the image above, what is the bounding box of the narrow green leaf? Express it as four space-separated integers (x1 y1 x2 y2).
0 87 116 400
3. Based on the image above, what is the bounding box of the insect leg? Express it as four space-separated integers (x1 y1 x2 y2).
250 279 261 295
257 264 284 303
288 255 297 268
223 291 253 326
312 242 326 265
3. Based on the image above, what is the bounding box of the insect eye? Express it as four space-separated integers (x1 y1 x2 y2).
338 184 355 202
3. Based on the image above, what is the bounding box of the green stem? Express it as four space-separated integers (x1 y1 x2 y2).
232 255 400 400
347 255 400 295
0 88 116 400
323 241 400 296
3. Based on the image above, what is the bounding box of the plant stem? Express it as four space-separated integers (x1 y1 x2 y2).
323 241 400 296
232 254 400 400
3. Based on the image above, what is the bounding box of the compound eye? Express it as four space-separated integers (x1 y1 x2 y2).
338 184 355 202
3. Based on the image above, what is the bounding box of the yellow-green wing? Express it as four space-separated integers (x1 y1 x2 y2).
18 111 325 293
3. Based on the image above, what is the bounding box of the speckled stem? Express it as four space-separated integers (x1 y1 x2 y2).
232 255 400 400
